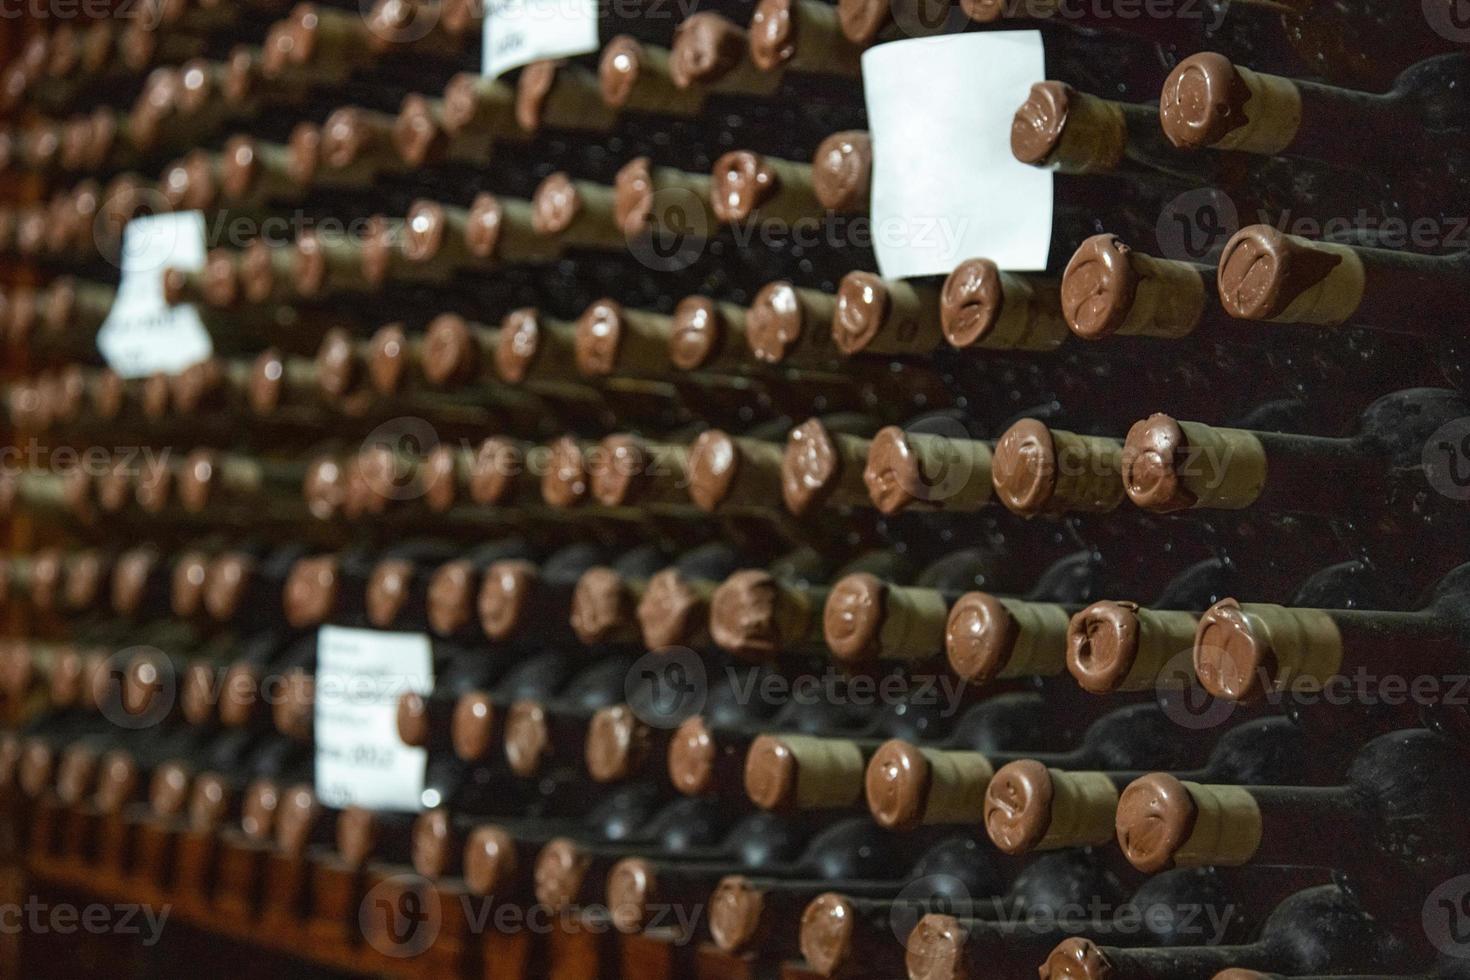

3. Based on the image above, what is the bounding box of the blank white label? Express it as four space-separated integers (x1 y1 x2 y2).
482 0 599 79
96 211 214 378
315 625 433 812
863 32 1054 278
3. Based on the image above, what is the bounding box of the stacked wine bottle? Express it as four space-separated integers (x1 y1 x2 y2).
2 0 1470 978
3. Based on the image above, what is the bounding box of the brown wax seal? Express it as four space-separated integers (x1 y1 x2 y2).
63 549 106 611
945 592 1020 688
224 46 260 105
150 761 192 817
598 35 644 108
287 122 322 186
394 93 446 167
29 549 63 613
111 548 157 617
321 106 377 170
202 249 240 307
865 739 930 830
176 448 219 513
464 825 517 895
1193 597 1274 702
812 130 871 211
314 328 360 399
464 192 505 259
284 555 339 628
515 60 559 133
276 784 321 857
744 734 797 810
710 570 787 657
413 808 453 877
542 437 589 507
992 418 1062 516
249 348 287 415
403 199 451 264
367 558 413 627
1216 225 1342 321
862 425 926 515
670 14 748 88
832 271 892 354
240 241 278 305
1159 52 1252 150
141 372 172 422
532 172 581 236
1115 773 1196 874
1011 81 1073 166
823 572 887 663
571 567 631 644
423 313 478 386
56 744 99 805
397 691 431 747
782 417 841 515
586 704 648 782
0 736 20 792
182 663 218 726
1036 938 1126 980
905 914 971 980
836 0 889 43
18 739 54 797
711 150 778 223
452 691 495 760
360 215 400 288
335 811 376 869
367 322 410 395
709 876 765 951
171 550 209 617
613 156 656 237
204 552 253 622
1067 601 1146 694
241 780 279 840
749 0 798 70
940 259 1006 349
49 649 84 708
534 837 591 909
503 701 550 776
428 560 476 636
607 857 656 933
747 281 808 364
95 751 139 813
469 437 523 505
687 430 740 512
1061 234 1139 339
588 434 647 507
638 568 704 649
479 559 537 640
983 759 1054 854
668 716 716 795
494 308 542 384
124 650 170 717
171 359 224 414
800 893 859 976
188 773 232 831
1120 413 1195 512
574 299 626 376
304 456 348 521
220 663 262 728
670 295 724 370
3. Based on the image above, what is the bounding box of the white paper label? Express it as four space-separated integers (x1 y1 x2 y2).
481 0 599 79
314 625 433 812
863 32 1054 278
95 212 214 378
